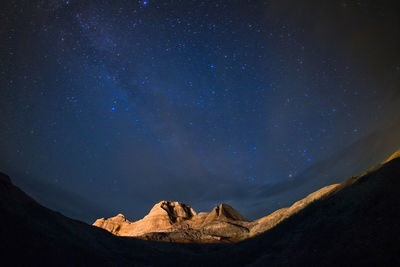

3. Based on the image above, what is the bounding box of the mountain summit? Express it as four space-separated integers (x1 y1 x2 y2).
95 149 400 242
1 150 400 265
94 150 400 243
93 201 251 242
93 183 340 242
147 201 196 223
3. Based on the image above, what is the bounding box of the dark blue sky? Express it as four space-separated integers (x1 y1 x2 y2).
1 0 399 222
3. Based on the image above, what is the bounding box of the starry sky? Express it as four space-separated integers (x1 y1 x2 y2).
1 0 399 222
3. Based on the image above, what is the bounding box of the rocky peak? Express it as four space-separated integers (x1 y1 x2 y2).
115 213 127 221
147 201 196 223
93 213 129 235
204 203 247 224
216 203 247 221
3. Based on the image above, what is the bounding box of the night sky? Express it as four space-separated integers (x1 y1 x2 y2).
1 0 399 222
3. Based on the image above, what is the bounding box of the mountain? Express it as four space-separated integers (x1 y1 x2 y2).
93 184 340 242
94 201 197 237
249 121 400 218
94 201 251 242
7 173 110 223
0 171 146 265
214 149 400 266
0 170 220 266
1 150 400 266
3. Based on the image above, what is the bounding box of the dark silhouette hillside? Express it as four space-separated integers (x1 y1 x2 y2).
209 150 400 266
0 150 399 266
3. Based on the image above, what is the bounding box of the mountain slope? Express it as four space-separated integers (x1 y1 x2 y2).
0 150 399 266
0 171 144 266
205 150 400 266
8 173 110 223
251 122 400 218
94 201 252 242
0 171 222 266
94 201 197 236
94 184 340 242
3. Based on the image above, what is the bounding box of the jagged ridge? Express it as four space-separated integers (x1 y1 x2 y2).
94 150 400 243
1 150 399 265
93 186 340 242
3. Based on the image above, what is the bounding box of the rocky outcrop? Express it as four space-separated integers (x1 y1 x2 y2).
93 201 252 242
93 184 339 242
93 201 197 236
93 213 129 235
1 150 400 265
94 150 400 243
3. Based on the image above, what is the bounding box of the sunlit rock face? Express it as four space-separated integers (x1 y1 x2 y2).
93 213 128 235
147 201 196 223
93 201 197 236
2 150 400 265
93 184 340 242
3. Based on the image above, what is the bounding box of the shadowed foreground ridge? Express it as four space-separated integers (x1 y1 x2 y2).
225 149 400 266
0 150 400 266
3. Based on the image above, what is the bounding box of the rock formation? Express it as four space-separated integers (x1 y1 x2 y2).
1 150 400 265
93 184 340 242
94 201 252 242
94 201 197 236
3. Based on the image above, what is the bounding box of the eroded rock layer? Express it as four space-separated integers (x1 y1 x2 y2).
93 184 340 242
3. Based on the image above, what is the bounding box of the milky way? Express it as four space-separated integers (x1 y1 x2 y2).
1 0 399 221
